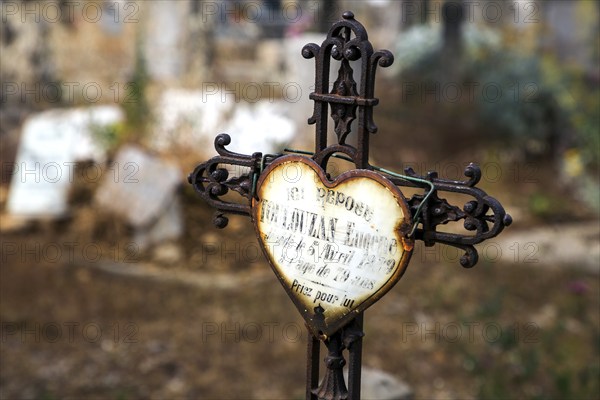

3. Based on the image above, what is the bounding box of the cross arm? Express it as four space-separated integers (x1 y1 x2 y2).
385 165 512 267
187 134 262 228
188 135 512 268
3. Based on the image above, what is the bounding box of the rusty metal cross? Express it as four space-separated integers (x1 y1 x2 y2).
189 11 511 400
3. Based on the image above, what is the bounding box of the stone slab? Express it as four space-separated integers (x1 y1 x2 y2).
95 145 181 229
6 105 123 217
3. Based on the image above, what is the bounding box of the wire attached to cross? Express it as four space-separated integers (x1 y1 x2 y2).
250 149 435 238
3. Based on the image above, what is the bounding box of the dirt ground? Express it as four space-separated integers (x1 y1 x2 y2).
1 211 599 399
1 82 599 399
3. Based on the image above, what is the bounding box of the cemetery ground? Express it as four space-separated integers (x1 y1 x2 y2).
1 154 599 400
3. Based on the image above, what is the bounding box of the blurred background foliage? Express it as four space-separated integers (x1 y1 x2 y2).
390 0 599 217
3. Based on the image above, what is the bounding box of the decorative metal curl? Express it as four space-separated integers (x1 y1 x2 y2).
301 10 393 169
187 134 262 228
387 163 512 268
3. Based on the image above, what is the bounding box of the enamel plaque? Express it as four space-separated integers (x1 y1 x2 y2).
253 155 414 337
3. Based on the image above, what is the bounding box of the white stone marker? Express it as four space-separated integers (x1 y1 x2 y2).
6 106 124 217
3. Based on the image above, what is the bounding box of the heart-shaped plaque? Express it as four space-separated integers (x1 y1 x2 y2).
253 155 413 337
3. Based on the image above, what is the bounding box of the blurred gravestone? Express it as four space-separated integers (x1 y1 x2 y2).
95 145 182 251
344 367 413 400
144 0 186 81
284 33 337 133
441 1 464 79
442 1 464 55
151 89 296 157
6 106 123 217
260 0 286 39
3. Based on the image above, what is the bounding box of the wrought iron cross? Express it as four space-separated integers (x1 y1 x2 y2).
189 11 511 400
